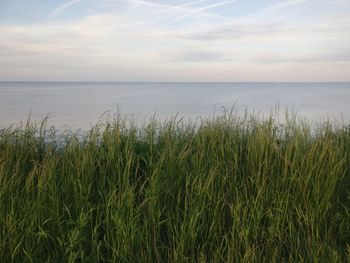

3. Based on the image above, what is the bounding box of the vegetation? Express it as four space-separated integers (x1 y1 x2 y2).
0 111 350 262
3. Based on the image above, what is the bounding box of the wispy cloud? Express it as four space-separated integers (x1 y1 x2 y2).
1 0 350 81
49 0 83 18
246 0 309 17
179 0 213 8
126 0 228 18
179 21 288 40
197 0 238 10
159 0 237 27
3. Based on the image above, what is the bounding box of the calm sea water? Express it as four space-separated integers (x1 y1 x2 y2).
0 82 349 129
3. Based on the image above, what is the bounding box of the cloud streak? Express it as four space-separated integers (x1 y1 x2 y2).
258 0 308 14
127 0 228 18
157 0 238 28
49 0 83 18
1 0 350 81
243 0 309 19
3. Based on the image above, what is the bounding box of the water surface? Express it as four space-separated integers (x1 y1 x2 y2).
1 82 349 129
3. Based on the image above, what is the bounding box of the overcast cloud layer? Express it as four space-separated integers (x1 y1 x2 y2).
0 0 349 81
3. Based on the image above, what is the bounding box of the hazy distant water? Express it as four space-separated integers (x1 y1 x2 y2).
0 82 349 129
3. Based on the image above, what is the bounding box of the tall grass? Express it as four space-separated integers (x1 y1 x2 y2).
0 111 349 262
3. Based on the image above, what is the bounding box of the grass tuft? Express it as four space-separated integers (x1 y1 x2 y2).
0 111 349 262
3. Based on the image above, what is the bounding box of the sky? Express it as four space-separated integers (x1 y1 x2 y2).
0 0 349 81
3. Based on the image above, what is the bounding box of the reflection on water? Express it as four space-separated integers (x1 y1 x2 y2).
0 82 349 129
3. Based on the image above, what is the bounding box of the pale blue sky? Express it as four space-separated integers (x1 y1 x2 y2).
1 0 349 81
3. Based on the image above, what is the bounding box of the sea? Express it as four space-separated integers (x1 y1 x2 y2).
0 82 349 130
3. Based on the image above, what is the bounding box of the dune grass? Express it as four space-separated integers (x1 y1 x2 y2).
0 111 350 262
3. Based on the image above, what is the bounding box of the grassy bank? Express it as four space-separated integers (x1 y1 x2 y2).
0 112 350 262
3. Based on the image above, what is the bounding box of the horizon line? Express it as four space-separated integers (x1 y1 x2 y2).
1 81 349 83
